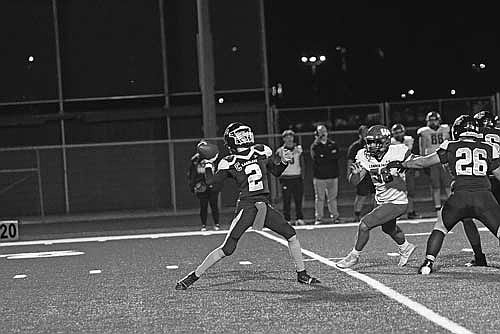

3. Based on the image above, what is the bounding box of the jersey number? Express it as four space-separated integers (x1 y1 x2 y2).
431 133 444 145
245 164 264 191
455 147 487 176
485 133 500 145
369 167 393 184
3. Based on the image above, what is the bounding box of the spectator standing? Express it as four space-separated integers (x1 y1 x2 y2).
391 123 420 219
276 130 305 226
346 125 375 222
188 140 221 231
310 124 340 224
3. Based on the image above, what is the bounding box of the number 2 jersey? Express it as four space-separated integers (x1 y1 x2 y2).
437 139 500 192
205 144 288 208
355 144 411 205
417 124 451 155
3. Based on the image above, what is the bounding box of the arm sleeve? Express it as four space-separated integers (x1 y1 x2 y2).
436 140 450 164
205 159 231 186
267 158 289 177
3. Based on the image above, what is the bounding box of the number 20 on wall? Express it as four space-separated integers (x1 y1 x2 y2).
0 220 19 241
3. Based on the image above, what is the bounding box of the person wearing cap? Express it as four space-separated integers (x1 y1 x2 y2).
310 124 340 224
275 130 305 225
346 125 375 222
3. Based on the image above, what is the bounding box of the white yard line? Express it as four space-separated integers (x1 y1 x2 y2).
0 217 437 248
255 229 475 334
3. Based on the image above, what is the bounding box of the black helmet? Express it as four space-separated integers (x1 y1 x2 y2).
452 115 479 140
474 110 495 129
365 125 392 158
223 122 254 153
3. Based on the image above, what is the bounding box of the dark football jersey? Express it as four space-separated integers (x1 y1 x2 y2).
480 127 500 146
206 144 288 206
437 139 500 192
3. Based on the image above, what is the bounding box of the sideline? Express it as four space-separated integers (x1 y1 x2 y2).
255 229 474 334
0 217 438 247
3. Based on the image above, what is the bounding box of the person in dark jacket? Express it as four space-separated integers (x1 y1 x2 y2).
188 140 221 231
310 124 340 224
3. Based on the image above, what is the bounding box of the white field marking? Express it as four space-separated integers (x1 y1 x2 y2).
387 252 399 257
13 274 27 279
0 250 84 259
461 248 473 253
166 265 179 269
0 217 438 248
255 230 475 334
303 257 343 262
239 261 252 265
406 231 453 237
89 270 101 274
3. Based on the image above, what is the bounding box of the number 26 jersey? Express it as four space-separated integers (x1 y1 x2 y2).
355 144 410 205
437 139 500 192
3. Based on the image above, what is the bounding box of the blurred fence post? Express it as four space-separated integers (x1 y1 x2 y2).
35 149 45 217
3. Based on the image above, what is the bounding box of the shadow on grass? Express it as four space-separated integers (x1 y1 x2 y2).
197 269 380 304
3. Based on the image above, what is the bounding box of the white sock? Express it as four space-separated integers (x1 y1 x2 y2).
195 248 226 277
398 240 410 250
426 255 436 262
351 248 361 256
287 235 305 272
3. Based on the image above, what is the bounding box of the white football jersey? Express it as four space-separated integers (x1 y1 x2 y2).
417 124 451 155
391 135 414 151
355 144 410 204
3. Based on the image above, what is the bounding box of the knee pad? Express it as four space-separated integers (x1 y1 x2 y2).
358 221 371 233
221 237 238 256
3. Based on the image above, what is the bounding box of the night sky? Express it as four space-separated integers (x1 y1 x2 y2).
265 2 500 106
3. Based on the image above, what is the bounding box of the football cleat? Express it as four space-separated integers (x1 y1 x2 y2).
201 225 207 232
175 271 199 290
214 224 221 231
297 270 320 284
295 219 306 226
418 259 434 275
336 252 360 269
465 253 488 267
398 243 416 267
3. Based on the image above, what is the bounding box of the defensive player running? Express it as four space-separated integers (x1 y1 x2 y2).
459 110 500 267
391 123 419 219
393 115 500 274
336 125 416 269
417 111 451 212
176 122 320 289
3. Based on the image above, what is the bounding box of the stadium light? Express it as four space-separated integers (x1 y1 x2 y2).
218 97 224 104
300 56 308 63
450 89 456 95
401 93 406 99
408 89 415 95
309 56 317 62
479 63 486 69
319 55 326 62
28 56 34 62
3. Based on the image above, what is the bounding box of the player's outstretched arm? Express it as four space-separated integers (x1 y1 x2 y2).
348 162 367 186
403 152 440 168
492 166 500 181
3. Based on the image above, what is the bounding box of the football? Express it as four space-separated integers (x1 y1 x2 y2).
197 142 219 160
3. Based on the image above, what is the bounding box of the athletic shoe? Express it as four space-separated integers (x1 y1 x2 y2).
465 253 488 267
297 270 320 284
314 220 322 225
201 225 207 232
407 211 421 219
336 252 359 269
398 243 416 266
418 259 434 275
175 271 199 290
214 224 221 231
295 219 306 226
